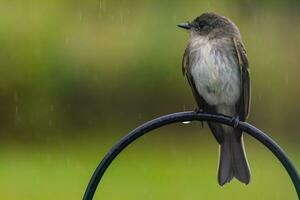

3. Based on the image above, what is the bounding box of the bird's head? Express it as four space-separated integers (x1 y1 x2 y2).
178 12 239 39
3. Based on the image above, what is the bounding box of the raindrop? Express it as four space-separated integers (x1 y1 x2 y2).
258 94 262 101
100 0 106 12
50 104 54 112
15 105 18 115
99 0 102 10
47 153 52 161
120 13 126 36
138 113 142 120
285 73 289 86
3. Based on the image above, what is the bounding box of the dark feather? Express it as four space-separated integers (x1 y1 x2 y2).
233 37 251 121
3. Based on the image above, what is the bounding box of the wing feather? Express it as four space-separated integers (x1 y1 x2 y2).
233 37 251 120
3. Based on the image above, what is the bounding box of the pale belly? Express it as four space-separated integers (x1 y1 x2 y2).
190 47 241 106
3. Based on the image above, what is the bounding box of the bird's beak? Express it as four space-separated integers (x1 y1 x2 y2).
177 22 191 30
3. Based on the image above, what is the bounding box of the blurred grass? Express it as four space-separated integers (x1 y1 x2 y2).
0 126 298 199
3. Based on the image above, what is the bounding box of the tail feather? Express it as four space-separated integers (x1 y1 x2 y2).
218 138 234 185
230 134 251 184
217 128 251 186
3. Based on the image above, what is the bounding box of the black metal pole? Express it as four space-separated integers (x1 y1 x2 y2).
83 111 300 200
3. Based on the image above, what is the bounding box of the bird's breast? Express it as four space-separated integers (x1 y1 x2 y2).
189 38 241 106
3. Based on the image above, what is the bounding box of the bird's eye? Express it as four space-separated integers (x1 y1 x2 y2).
198 23 206 29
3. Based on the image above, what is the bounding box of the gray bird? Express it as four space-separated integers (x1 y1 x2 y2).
178 12 251 186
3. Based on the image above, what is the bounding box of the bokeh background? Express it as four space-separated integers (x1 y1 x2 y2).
1 0 300 199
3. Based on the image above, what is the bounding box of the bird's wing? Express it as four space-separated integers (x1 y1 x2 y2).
182 46 209 109
233 37 251 121
182 47 189 75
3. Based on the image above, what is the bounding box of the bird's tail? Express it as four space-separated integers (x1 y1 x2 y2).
218 130 251 186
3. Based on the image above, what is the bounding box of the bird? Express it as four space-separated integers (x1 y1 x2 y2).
178 12 251 186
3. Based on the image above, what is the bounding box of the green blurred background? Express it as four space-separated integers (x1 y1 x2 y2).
1 0 300 199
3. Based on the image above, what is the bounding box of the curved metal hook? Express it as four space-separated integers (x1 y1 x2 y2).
83 111 300 199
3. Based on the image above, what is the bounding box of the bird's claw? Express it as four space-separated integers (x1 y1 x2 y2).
194 108 204 128
232 116 240 129
194 108 203 113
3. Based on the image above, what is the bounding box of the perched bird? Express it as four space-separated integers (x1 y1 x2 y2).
178 12 251 186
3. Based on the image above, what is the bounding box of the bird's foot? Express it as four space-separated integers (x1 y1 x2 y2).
231 116 240 129
194 108 204 128
194 108 203 113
